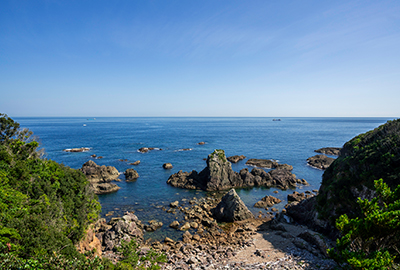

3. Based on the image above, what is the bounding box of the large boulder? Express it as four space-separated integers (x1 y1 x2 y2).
91 183 121 195
124 168 139 181
307 155 335 170
212 189 254 222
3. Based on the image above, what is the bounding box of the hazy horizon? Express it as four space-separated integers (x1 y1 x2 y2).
1 1 400 118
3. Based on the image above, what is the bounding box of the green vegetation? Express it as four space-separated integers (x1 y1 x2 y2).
317 119 400 223
211 149 227 163
328 179 400 269
0 114 166 269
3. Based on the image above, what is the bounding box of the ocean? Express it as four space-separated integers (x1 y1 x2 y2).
15 117 394 241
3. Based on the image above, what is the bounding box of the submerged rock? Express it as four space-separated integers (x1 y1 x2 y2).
212 189 254 222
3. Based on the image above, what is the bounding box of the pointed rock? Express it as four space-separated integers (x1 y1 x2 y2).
212 189 254 222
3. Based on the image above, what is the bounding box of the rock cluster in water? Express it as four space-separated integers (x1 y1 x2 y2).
167 149 306 191
80 160 121 194
314 147 341 156
307 155 335 170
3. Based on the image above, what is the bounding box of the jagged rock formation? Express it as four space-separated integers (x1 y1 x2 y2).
314 147 341 156
167 149 303 191
307 155 335 170
211 189 254 222
124 168 139 181
227 155 246 163
96 212 143 253
80 160 121 194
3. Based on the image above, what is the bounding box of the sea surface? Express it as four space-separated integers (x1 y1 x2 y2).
15 117 394 241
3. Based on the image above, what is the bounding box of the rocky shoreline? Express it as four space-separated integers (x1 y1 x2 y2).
88 189 337 269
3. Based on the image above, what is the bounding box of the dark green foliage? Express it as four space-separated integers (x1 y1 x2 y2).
114 239 167 270
317 119 400 223
0 114 101 259
328 179 400 269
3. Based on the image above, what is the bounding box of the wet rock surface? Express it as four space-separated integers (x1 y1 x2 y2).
245 159 293 170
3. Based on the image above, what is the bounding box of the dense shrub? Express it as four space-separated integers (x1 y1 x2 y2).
328 179 400 269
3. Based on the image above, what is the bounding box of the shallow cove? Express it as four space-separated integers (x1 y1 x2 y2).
15 117 393 241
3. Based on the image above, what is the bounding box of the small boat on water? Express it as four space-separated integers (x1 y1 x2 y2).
83 124 87 126
272 119 281 121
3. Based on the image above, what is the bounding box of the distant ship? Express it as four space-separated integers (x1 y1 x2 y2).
272 119 281 121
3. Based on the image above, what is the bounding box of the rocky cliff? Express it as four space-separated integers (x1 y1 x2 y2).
287 119 400 236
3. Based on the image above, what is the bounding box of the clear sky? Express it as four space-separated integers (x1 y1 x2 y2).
1 1 399 117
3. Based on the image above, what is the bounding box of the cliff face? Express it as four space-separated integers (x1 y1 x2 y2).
317 119 400 223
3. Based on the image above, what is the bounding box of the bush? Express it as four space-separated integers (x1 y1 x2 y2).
328 179 400 269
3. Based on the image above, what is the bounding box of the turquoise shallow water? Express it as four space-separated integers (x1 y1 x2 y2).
15 117 394 240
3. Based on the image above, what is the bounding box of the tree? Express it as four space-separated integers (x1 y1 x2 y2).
0 113 20 142
328 179 400 270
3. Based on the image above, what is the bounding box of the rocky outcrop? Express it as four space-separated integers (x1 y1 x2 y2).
81 160 120 183
124 168 139 181
227 155 246 163
167 150 303 191
138 147 162 153
96 212 143 253
314 147 341 156
76 223 102 258
163 163 173 169
254 195 282 209
80 160 121 194
212 189 254 222
246 159 293 170
64 147 90 152
307 155 335 170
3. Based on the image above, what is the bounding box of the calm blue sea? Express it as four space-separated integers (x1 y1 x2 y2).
15 117 394 240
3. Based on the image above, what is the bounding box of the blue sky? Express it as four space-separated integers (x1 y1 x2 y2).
1 1 399 117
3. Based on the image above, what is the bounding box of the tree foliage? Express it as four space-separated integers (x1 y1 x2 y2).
0 113 101 259
328 179 400 269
